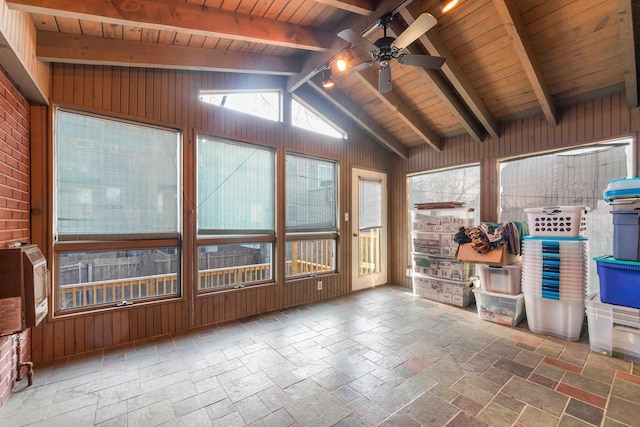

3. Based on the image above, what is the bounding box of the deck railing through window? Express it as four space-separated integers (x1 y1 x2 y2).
59 237 381 309
358 229 380 276
286 239 335 277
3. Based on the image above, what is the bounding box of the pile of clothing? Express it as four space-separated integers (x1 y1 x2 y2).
454 221 529 255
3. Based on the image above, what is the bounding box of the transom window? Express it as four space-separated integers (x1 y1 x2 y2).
292 98 346 139
199 91 281 122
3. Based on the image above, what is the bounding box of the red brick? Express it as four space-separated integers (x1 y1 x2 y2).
0 68 31 412
615 371 640 386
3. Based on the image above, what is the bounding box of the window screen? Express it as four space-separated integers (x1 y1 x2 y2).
197 136 275 235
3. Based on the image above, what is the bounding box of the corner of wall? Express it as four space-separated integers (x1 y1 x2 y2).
0 64 32 411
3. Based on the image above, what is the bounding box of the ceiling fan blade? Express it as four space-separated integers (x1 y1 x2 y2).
337 29 378 53
397 54 445 69
392 12 437 50
340 61 373 77
379 65 392 94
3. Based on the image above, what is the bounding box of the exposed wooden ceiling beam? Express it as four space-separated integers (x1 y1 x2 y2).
287 0 415 92
353 67 442 151
493 0 557 126
6 0 331 51
617 0 638 108
400 5 499 139
388 16 484 144
36 31 300 75
313 0 375 15
308 76 408 159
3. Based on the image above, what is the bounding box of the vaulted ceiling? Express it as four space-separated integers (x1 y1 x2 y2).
5 0 638 158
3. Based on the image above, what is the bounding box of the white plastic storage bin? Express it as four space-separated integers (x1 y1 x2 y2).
412 231 457 256
412 253 474 280
586 293 640 362
473 289 525 326
412 274 475 307
411 208 474 232
524 293 585 341
524 206 587 237
478 263 522 295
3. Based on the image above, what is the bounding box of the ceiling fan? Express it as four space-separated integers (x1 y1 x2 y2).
336 12 445 94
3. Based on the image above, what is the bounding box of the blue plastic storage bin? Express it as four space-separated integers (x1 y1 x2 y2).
594 256 640 309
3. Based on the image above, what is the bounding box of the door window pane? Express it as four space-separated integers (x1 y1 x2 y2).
360 179 382 229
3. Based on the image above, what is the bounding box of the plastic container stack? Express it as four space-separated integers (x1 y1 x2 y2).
584 179 640 360
474 263 525 326
410 206 477 307
521 206 589 341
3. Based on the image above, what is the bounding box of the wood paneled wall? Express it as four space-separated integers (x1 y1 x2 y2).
389 92 639 288
30 64 393 365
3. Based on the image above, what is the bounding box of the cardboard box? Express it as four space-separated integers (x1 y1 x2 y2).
455 243 522 266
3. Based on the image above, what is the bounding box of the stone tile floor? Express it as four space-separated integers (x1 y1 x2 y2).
1 286 639 427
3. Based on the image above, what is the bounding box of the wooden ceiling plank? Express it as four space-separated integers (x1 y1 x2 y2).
353 67 442 151
400 5 499 139
492 0 557 126
6 0 331 51
388 15 485 144
307 76 408 158
311 0 375 16
36 31 300 75
286 0 414 92
616 0 638 108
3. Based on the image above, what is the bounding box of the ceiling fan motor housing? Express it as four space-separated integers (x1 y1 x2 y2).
373 37 397 63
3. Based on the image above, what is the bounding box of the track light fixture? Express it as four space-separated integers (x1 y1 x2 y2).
322 67 335 88
441 0 459 13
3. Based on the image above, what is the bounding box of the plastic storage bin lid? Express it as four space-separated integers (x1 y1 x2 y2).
523 236 589 241
604 178 640 202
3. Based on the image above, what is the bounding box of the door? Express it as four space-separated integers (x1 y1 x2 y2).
351 168 387 291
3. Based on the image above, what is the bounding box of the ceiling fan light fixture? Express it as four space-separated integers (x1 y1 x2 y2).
322 68 335 88
441 0 459 13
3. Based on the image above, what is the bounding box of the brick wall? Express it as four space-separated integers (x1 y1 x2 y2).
0 66 31 409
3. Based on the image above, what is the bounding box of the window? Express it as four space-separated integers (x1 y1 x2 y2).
500 139 634 292
292 98 346 139
54 109 181 311
286 154 338 277
197 135 275 290
408 165 481 212
408 165 480 267
199 91 281 122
